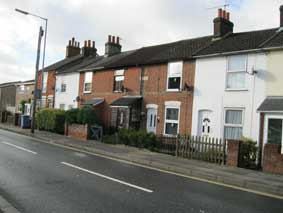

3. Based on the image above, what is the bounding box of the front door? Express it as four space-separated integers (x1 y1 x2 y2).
264 114 283 153
198 110 212 137
146 108 157 133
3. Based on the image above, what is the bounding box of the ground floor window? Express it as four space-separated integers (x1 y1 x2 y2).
59 104 65 110
224 109 243 140
164 106 180 136
266 116 283 145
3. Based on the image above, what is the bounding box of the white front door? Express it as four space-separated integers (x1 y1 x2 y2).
146 108 157 134
198 110 212 137
264 114 283 154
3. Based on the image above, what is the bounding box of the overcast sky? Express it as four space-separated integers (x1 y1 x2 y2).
1 0 283 83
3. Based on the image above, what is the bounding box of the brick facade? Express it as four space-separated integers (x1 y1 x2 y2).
79 60 195 135
263 143 283 174
227 140 241 167
15 82 34 113
65 123 88 141
37 70 56 108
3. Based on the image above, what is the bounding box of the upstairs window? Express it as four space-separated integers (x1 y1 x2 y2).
84 72 93 93
167 62 183 91
114 69 124 92
61 83 66 92
42 72 48 93
226 55 247 90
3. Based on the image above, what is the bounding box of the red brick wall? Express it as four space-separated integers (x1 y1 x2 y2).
263 143 283 174
37 70 56 107
66 123 88 141
227 140 241 167
78 61 196 135
142 61 195 135
79 68 141 127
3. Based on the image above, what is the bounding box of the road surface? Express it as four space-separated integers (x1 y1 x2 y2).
0 129 282 213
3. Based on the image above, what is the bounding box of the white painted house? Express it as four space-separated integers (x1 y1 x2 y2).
55 73 80 110
192 53 267 142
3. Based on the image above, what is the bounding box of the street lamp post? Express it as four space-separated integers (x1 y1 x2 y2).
15 8 48 133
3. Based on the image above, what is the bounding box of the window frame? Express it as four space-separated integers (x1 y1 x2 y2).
223 108 244 140
166 61 183 92
83 72 93 93
113 69 125 92
61 83 67 93
226 55 248 91
164 105 180 136
59 104 65 110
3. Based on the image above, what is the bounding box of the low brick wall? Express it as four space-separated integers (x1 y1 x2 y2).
263 143 283 174
227 140 241 167
65 123 88 141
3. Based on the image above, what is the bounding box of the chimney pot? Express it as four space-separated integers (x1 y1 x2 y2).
88 40 91 47
78 42 80 48
66 37 80 58
72 37 75 45
226 12 230 21
84 40 87 47
108 35 111 42
112 36 115 43
223 10 226 19
218 8 223 18
92 41 95 48
69 40 71 46
117 36 120 45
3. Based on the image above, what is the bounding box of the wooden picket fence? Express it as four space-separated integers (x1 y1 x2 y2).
158 135 226 164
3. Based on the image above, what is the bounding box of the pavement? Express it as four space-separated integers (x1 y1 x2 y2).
0 195 18 213
0 125 283 208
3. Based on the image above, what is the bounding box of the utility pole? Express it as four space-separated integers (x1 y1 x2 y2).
31 26 44 133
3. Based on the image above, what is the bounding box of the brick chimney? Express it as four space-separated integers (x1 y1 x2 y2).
280 5 283 27
105 35 122 56
81 40 97 57
213 8 234 38
66 37 80 58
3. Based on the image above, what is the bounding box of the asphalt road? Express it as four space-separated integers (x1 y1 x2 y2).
0 129 282 213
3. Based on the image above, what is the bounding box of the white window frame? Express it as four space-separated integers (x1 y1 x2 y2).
61 83 67 93
164 101 181 136
59 104 65 110
83 72 93 93
114 69 125 92
226 55 247 91
223 108 244 140
167 61 183 92
264 114 283 154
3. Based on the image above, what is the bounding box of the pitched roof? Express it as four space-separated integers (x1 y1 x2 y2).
0 81 20 88
108 36 213 68
41 54 83 72
261 30 283 48
80 50 136 71
194 28 278 57
57 56 104 74
257 97 283 112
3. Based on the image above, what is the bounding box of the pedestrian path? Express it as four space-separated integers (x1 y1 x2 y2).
0 123 283 198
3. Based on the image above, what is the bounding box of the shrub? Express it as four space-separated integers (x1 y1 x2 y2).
77 106 100 125
239 137 258 169
65 108 79 124
36 108 65 134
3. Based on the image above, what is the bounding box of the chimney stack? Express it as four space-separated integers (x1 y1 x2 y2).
280 5 283 27
66 37 80 58
213 9 234 38
82 39 97 57
105 35 122 56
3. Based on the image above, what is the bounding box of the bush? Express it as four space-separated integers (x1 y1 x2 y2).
36 108 65 134
77 106 100 125
239 137 258 169
65 108 79 124
116 129 159 150
20 100 27 114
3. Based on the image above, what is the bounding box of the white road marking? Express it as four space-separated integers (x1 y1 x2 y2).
61 162 153 193
1 141 38 155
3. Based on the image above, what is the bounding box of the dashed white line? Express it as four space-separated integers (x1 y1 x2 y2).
61 162 153 193
1 141 38 155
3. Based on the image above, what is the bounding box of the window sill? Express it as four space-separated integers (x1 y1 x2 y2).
83 91 91 94
225 88 248 92
166 89 182 93
113 90 123 93
163 134 178 138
